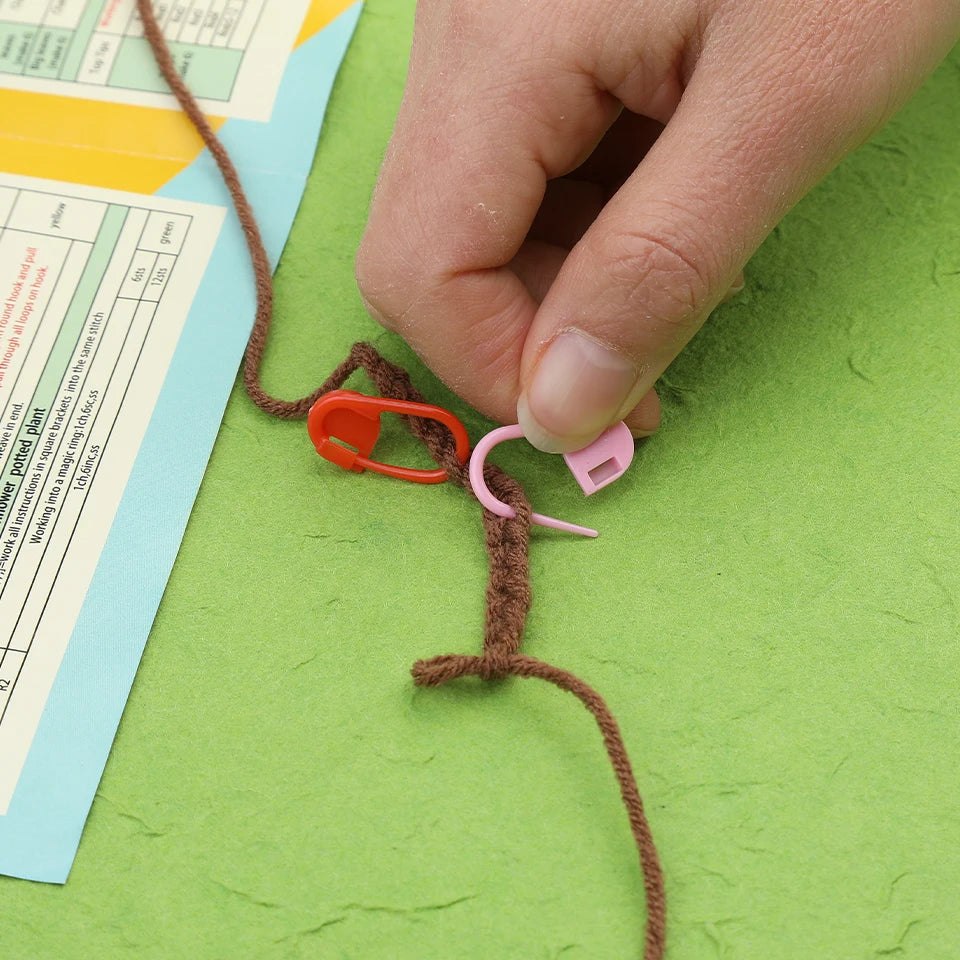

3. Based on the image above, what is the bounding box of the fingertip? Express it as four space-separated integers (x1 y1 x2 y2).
517 328 645 453
516 385 661 453
516 393 587 453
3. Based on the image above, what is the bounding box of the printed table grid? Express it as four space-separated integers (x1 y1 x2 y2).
0 185 194 728
0 0 267 99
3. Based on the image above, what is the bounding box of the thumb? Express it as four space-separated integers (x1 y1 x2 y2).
516 45 887 453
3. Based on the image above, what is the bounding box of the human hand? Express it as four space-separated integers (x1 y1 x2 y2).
357 0 960 452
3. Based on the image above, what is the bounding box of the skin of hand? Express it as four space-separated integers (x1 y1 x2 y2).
356 0 960 453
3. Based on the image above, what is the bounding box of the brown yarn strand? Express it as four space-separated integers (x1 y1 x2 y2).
137 0 318 419
138 2 665 954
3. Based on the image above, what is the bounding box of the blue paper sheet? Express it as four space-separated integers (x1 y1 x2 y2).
0 1 362 883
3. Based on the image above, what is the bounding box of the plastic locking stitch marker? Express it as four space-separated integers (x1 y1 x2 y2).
308 390 470 484
469 421 635 537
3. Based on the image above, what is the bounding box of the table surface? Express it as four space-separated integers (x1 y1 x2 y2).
3 5 958 958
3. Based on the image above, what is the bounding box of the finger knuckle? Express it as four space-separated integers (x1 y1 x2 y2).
354 235 410 334
600 226 715 324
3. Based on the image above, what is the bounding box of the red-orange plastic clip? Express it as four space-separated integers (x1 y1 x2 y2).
307 390 470 484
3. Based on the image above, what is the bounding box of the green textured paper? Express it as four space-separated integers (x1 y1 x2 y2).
3 5 958 957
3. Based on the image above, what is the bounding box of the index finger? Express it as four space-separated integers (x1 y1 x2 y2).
355 9 617 421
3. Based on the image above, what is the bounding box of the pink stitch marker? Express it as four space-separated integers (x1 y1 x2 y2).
469 421 635 538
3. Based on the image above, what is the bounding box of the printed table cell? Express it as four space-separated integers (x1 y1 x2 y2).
0 651 25 717
123 5 144 37
109 36 241 99
0 188 16 227
164 1 193 35
142 252 175 303
124 1 173 34
0 0 49 25
133 296 158 329
6 191 108 242
77 30 121 84
154 1 175 29
231 3 263 50
176 2 207 44
0 23 35 74
0 231 73 387
42 0 87 31
139 211 191 255
211 1 245 49
118 249 157 301
96 0 140 34
23 27 72 78
196 0 228 46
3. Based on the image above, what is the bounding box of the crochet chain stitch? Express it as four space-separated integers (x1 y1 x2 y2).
136 2 666 954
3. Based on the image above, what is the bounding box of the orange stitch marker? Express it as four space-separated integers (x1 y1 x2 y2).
307 390 470 484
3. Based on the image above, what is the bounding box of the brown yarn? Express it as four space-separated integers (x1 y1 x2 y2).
138 2 665 954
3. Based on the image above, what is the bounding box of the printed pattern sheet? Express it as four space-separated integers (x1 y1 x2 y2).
0 174 223 814
0 0 310 119
0 0 363 884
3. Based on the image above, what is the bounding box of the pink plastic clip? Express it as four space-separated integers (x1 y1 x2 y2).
468 421 635 538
